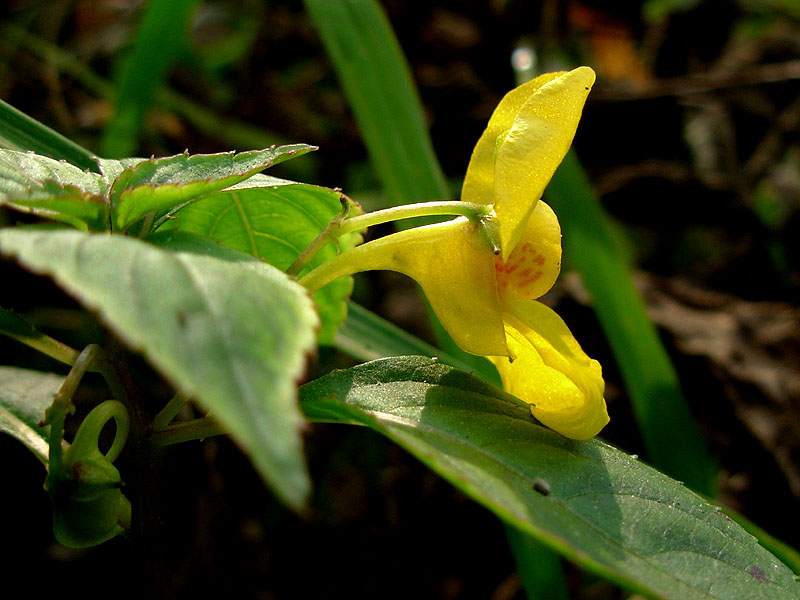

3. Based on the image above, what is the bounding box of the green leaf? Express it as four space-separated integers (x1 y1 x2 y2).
0 366 64 464
109 145 316 233
0 148 108 230
300 357 800 600
0 228 318 510
170 175 361 343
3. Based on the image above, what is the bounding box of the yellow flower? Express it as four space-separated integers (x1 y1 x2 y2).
302 67 608 439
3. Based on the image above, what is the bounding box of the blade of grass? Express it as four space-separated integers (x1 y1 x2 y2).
303 0 489 375
1 23 314 178
302 0 449 207
504 523 569 600
545 149 717 495
0 99 99 172
303 2 568 597
100 0 198 157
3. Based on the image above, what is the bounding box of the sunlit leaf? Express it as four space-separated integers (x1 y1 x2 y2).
108 145 316 232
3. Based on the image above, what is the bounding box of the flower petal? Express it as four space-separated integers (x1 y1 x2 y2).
495 200 561 300
489 296 608 440
300 218 508 356
494 67 595 259
462 71 564 209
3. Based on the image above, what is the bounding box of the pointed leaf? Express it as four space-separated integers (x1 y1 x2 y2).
109 145 316 232
0 366 64 464
0 228 318 509
300 357 800 600
0 148 108 230
169 176 361 343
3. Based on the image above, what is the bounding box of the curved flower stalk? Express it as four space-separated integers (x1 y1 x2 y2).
301 67 608 439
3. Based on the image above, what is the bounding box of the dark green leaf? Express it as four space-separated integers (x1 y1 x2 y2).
109 145 316 232
0 366 63 464
300 357 800 600
170 175 360 343
0 228 318 510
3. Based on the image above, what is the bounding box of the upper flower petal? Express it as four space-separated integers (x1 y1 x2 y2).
489 295 609 440
462 67 596 261
461 71 563 208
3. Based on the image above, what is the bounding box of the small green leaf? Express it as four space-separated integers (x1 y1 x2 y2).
170 175 361 343
0 228 318 510
109 145 316 232
0 148 108 230
0 366 64 464
300 357 800 600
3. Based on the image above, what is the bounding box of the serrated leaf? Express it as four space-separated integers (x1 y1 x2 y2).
0 366 64 464
0 228 318 510
0 148 108 230
169 176 361 343
109 145 316 232
300 357 800 600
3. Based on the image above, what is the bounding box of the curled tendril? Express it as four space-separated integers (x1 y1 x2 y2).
47 400 131 548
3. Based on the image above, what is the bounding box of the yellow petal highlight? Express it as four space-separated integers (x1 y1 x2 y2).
300 218 507 356
489 296 608 440
495 201 561 300
462 71 563 208
495 66 595 259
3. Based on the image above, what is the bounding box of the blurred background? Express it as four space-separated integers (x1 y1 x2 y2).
1 1 799 598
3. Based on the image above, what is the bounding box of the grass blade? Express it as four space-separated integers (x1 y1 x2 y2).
100 0 198 157
0 99 98 172
303 0 449 207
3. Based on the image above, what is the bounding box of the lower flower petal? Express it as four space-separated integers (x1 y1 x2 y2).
495 201 562 300
489 297 609 440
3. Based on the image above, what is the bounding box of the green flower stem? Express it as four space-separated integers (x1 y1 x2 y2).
295 201 492 290
339 201 491 236
288 200 492 278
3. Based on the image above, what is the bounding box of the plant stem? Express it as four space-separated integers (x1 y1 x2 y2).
285 195 353 276
287 199 492 277
45 344 104 473
150 416 226 446
152 391 190 431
